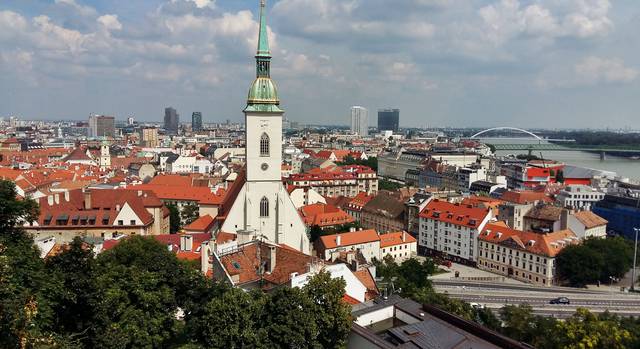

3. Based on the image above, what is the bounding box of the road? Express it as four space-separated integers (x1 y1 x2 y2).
433 279 640 318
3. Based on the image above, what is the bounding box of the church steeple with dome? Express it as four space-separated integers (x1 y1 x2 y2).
220 0 310 254
245 0 283 113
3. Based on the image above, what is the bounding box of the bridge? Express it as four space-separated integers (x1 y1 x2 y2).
488 143 640 160
471 127 543 140
469 127 640 159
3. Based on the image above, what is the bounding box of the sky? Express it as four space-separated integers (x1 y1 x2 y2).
1 0 639 129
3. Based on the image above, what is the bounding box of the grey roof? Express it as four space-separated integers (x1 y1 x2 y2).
563 165 616 179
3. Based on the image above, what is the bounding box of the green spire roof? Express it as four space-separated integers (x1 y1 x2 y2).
245 0 282 113
257 0 270 57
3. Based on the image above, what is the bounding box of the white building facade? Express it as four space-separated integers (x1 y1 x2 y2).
418 200 493 264
350 106 368 137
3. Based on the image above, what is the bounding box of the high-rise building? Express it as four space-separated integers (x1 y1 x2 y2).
192 112 203 131
88 114 115 138
164 107 179 134
142 127 159 148
350 106 368 136
220 0 310 254
378 108 400 132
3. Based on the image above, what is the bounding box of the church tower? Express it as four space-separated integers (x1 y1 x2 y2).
220 0 310 254
99 141 110 170
245 0 283 182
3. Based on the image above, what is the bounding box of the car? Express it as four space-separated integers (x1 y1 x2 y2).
549 297 570 305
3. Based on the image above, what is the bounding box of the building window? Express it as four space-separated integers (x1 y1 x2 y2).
130 220 136 225
260 133 270 157
260 196 269 217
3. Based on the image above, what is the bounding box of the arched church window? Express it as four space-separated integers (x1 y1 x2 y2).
260 133 270 157
260 196 269 217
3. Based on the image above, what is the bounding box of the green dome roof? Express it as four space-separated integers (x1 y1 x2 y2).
247 77 279 105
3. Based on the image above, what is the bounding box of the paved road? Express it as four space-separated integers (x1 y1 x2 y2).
432 279 640 317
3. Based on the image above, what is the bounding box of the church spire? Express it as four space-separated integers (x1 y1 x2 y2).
257 0 270 58
245 0 282 112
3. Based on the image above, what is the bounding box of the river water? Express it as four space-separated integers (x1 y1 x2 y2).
485 138 640 180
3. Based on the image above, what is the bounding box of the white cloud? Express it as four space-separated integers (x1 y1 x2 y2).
575 56 638 84
98 15 123 31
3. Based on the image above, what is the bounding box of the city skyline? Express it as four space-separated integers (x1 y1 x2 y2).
1 0 640 129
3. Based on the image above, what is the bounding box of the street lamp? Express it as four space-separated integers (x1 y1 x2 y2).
631 228 639 292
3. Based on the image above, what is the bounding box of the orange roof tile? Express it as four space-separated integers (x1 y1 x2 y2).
573 211 608 229
184 214 216 232
419 199 490 229
479 223 578 257
319 229 379 249
379 231 417 248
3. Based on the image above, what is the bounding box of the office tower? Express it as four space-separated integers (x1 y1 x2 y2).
164 107 179 134
142 127 159 148
350 106 368 136
192 112 203 131
378 108 400 132
88 114 115 138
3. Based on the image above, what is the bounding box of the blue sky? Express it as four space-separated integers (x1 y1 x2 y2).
1 0 639 129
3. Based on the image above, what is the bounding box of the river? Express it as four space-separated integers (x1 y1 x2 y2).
485 138 640 180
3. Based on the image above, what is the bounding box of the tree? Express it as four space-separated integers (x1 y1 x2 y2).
89 236 203 348
556 237 633 287
181 203 200 226
45 237 96 343
556 244 605 287
555 308 632 349
584 237 633 281
0 180 39 235
0 180 60 348
257 287 320 348
309 225 324 243
303 270 352 349
188 287 262 349
167 203 181 233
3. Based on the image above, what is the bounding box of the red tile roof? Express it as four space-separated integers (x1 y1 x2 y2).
319 229 379 249
419 199 491 229
299 203 354 227
479 223 578 258
184 214 216 232
573 211 608 228
218 242 315 289
353 268 379 301
379 231 417 248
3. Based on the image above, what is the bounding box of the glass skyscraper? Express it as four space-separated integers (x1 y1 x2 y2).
378 108 399 132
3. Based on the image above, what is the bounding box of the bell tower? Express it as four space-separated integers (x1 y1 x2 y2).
244 0 283 182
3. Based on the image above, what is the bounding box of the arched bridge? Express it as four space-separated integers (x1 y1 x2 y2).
471 127 543 140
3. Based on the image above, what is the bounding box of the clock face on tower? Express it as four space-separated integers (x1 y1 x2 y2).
261 163 269 171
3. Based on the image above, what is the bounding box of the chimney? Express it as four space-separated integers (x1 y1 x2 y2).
200 241 210 275
269 245 277 273
349 227 356 232
47 195 54 206
54 194 60 205
180 234 193 251
402 231 407 243
336 234 341 246
64 191 70 202
138 190 142 197
83 190 91 210
116 204 121 212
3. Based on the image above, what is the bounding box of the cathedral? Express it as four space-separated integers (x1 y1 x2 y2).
220 0 310 254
